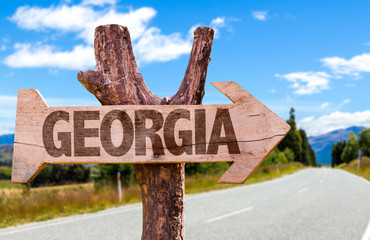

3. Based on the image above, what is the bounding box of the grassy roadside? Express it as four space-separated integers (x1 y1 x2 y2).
185 162 305 194
337 156 370 181
0 162 306 228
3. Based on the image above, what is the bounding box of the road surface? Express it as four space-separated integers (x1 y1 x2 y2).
1 168 370 240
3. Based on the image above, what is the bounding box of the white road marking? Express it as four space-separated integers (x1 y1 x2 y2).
362 219 370 240
298 188 309 193
361 178 370 186
337 169 370 186
206 207 253 223
323 169 327 179
359 177 370 186
0 206 140 236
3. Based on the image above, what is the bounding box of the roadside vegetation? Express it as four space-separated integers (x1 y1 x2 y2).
337 156 370 181
0 107 314 228
0 162 305 228
275 108 317 166
331 128 370 181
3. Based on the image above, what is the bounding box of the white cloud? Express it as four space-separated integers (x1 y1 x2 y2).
298 110 370 136
135 27 192 63
275 71 331 95
208 16 239 39
0 125 15 135
0 95 17 105
210 17 225 38
6 3 233 69
211 17 225 27
336 98 351 110
81 0 117 6
320 102 330 109
0 93 97 122
4 43 94 70
9 4 156 45
318 99 351 111
252 11 268 21
0 94 99 135
321 53 370 76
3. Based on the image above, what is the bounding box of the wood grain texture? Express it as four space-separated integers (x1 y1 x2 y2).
77 25 214 240
12 82 290 184
77 25 161 105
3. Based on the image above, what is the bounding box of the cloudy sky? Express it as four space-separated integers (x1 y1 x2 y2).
0 0 369 136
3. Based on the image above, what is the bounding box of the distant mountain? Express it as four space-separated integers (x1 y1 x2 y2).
308 126 365 165
0 134 14 146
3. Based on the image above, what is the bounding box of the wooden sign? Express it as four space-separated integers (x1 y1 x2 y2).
12 81 290 184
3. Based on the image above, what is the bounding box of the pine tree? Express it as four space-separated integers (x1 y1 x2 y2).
299 129 317 166
341 132 359 163
359 128 370 157
331 140 346 167
278 108 302 162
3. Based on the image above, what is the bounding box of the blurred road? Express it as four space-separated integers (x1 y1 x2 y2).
1 168 369 240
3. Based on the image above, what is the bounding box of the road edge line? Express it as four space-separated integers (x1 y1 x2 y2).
361 219 370 240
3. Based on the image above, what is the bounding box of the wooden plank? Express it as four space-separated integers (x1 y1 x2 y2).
12 81 290 184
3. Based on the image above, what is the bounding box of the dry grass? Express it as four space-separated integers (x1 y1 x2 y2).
185 162 305 194
1 182 94 198
0 183 141 228
0 180 21 189
0 162 306 228
338 156 370 181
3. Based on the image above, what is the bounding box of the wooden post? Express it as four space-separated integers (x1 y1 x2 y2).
77 24 214 239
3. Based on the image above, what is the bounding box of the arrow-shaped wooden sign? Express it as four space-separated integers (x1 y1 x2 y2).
12 81 290 184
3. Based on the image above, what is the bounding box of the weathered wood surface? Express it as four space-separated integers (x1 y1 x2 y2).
79 25 214 240
77 25 213 106
12 81 290 184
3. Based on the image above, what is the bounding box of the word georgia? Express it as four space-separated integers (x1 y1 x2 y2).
42 108 241 158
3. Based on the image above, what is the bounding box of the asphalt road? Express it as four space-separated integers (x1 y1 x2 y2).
1 168 370 240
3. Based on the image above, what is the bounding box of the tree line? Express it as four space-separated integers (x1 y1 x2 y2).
332 128 370 167
263 108 317 166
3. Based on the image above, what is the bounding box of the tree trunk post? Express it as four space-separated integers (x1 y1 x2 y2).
78 24 214 239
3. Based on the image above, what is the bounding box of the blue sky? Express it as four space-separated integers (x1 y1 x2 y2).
1 0 370 136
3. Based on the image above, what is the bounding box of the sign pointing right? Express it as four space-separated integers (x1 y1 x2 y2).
12 81 290 184
211 82 290 183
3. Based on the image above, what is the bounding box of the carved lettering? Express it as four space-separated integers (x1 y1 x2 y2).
42 108 240 157
101 110 134 156
74 111 100 157
164 109 192 155
195 109 206 154
207 109 240 155
43 111 71 157
135 110 165 156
